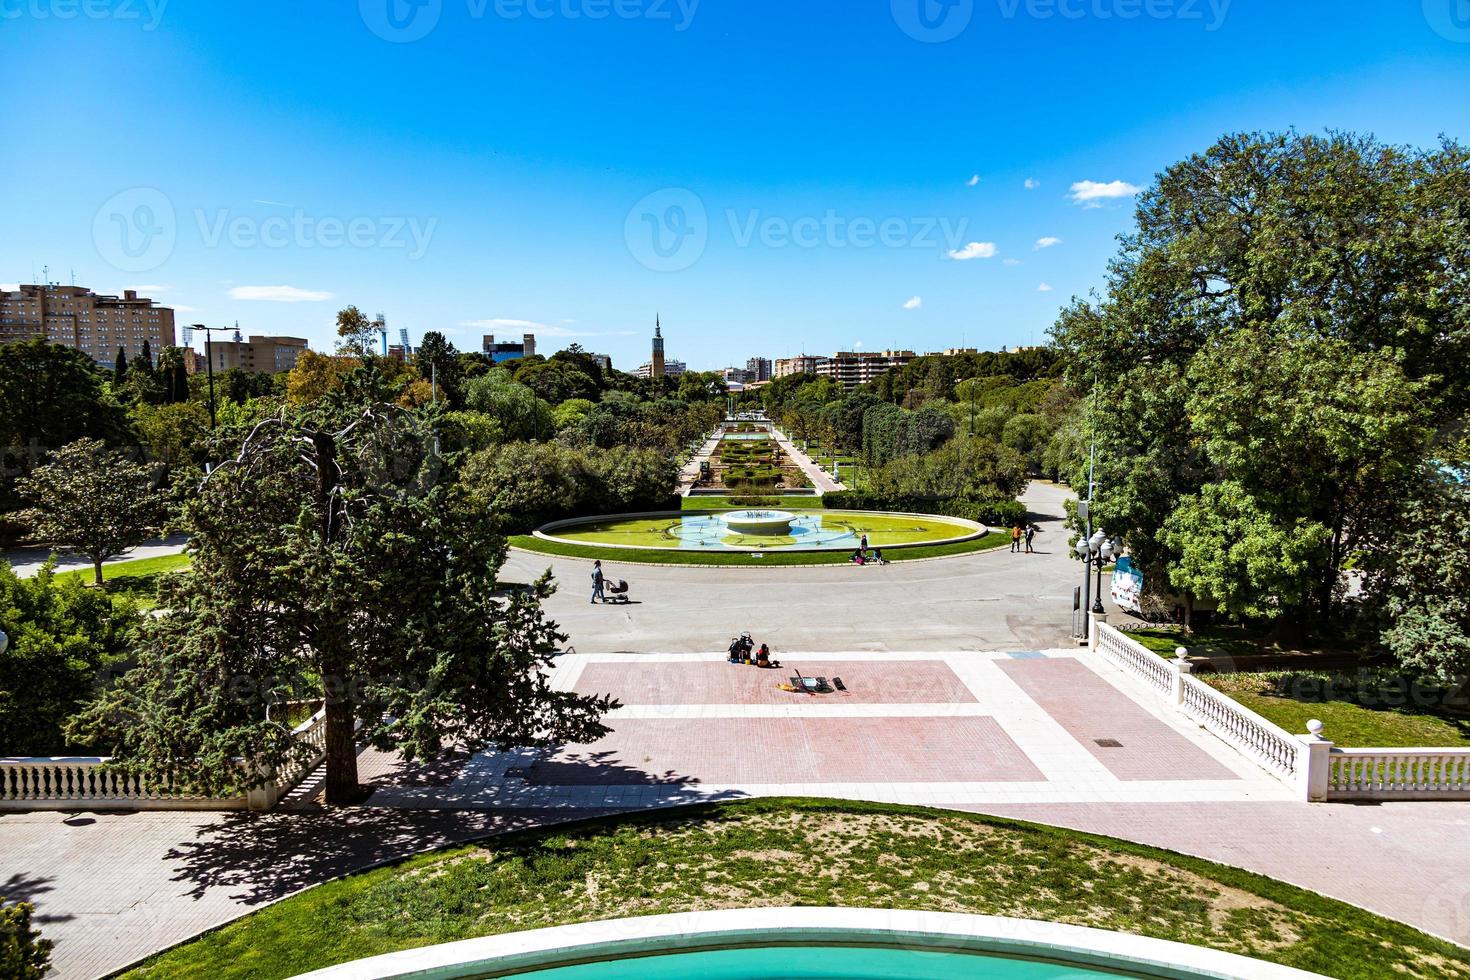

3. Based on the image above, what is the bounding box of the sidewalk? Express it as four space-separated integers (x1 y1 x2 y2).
4 534 190 579
770 429 845 494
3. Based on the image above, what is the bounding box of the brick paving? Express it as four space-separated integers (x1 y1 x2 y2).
574 659 977 705
525 716 1043 785
996 658 1238 781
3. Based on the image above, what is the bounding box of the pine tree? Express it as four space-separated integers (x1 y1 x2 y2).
172 361 190 404
137 339 154 373
114 347 128 378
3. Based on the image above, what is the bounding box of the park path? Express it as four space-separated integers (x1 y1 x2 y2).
5 534 190 579
769 427 845 492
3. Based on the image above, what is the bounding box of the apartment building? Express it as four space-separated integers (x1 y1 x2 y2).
818 350 916 389
0 284 175 365
188 335 310 375
774 354 827 378
482 333 536 363
745 356 772 382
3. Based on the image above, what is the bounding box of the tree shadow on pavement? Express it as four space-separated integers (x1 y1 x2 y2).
161 751 730 908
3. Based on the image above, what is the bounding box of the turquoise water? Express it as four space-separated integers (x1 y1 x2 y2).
515 945 1130 979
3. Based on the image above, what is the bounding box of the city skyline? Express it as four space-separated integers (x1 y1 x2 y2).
4 3 1469 369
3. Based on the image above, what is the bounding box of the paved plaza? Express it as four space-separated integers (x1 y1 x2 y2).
5 482 1470 978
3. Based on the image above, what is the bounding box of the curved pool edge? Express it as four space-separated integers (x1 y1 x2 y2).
533 509 988 554
289 906 1327 980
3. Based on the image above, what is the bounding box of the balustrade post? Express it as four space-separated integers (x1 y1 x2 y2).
1297 719 1334 802
1170 649 1192 706
1088 611 1108 651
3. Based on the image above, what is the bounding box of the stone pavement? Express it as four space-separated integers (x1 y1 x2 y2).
769 427 845 492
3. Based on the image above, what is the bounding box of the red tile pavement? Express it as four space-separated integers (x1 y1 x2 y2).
526 717 1044 785
574 659 977 705
996 658 1238 781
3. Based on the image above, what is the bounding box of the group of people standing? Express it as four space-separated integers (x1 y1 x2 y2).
1010 522 1040 554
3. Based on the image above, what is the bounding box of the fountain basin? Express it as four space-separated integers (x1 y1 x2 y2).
718 509 796 535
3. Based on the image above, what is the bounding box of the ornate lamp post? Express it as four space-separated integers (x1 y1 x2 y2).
1075 530 1120 621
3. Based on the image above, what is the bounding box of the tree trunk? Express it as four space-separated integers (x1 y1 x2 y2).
321 662 362 804
93 559 104 587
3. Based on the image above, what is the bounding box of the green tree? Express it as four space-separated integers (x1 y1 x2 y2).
1001 413 1050 471
114 346 128 379
463 370 555 442
552 398 595 432
17 439 167 585
69 407 612 804
0 899 52 980
413 331 460 405
0 340 132 452
0 561 134 755
461 441 587 531
1366 472 1470 683
334 306 380 358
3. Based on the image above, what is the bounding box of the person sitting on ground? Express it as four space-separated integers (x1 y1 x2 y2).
756 643 780 668
851 549 865 565
871 548 887 564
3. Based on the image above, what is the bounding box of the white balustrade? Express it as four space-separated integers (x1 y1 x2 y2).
1327 748 1470 800
1094 622 1173 695
0 706 329 812
1178 674 1299 780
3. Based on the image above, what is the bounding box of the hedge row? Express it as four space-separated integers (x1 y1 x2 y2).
821 491 1028 529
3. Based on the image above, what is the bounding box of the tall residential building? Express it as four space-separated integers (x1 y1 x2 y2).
650 315 666 378
817 350 916 389
745 357 772 382
482 333 536 363
0 284 175 365
585 352 613 372
188 335 309 375
774 354 827 378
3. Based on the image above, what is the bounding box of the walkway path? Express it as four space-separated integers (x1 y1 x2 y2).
770 427 845 493
5 534 190 579
675 431 723 497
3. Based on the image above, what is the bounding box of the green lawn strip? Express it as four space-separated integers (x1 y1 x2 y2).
51 552 192 610
680 497 826 510
1127 627 1266 661
509 531 1007 566
118 798 1470 980
1202 673 1470 749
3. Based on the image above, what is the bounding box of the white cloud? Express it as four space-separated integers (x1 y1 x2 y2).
1037 282 1054 292
1069 179 1141 206
852 341 865 350
229 285 334 303
131 284 170 293
1024 177 1040 190
1002 258 1023 266
902 296 922 310
966 174 981 187
458 317 634 338
1034 236 1062 250
947 241 998 261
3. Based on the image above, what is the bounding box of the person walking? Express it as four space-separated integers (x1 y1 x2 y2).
591 560 606 604
1010 524 1023 553
1024 523 1036 554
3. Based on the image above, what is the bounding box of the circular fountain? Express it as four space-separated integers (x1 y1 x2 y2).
718 509 796 535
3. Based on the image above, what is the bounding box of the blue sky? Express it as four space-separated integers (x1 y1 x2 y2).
3 1 1468 371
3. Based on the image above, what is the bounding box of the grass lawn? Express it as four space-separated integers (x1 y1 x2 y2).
1202 672 1470 748
52 552 191 610
119 798 1470 980
510 530 1007 566
1127 626 1267 661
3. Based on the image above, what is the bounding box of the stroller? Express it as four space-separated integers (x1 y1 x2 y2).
728 631 754 662
605 579 631 603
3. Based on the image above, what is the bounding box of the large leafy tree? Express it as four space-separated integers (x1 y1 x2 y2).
1052 131 1468 630
69 405 612 803
0 560 134 755
0 340 132 452
17 438 168 585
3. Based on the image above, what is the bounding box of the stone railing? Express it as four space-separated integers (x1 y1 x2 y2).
1091 620 1470 802
1178 673 1299 781
1095 623 1173 695
1325 747 1470 801
0 707 328 812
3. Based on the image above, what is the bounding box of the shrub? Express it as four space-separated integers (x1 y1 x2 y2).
822 491 1027 529
0 899 52 980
